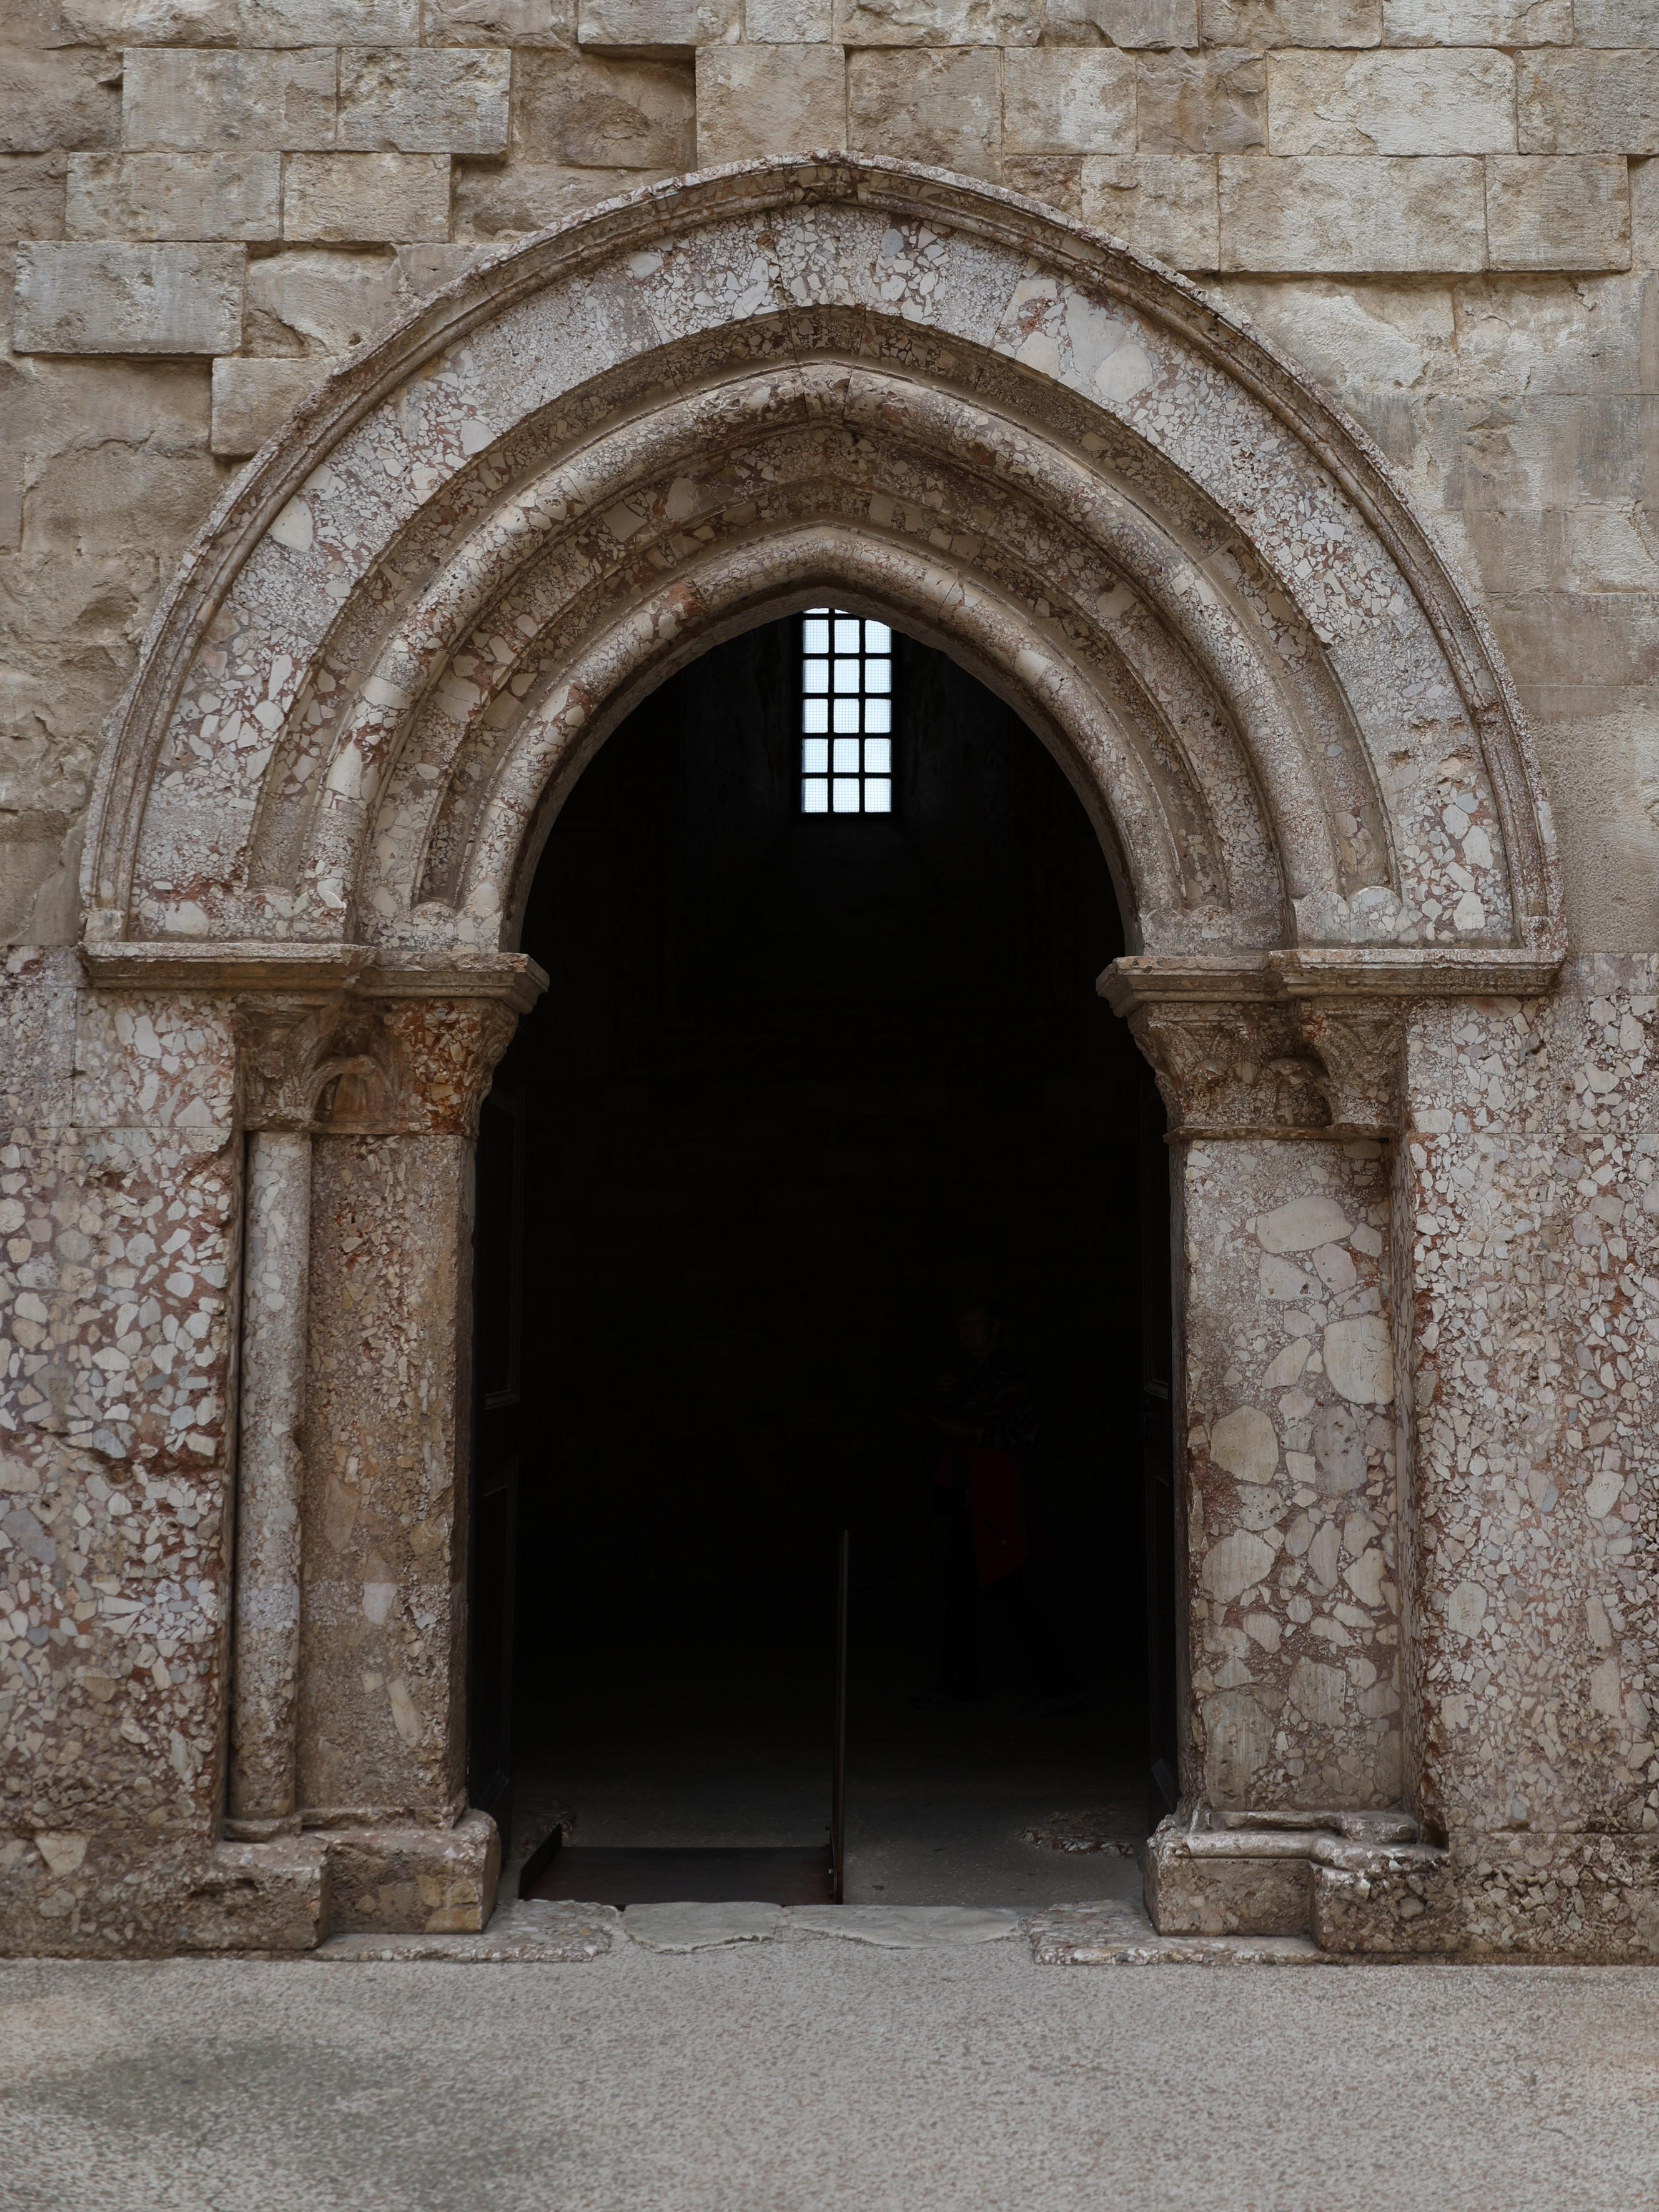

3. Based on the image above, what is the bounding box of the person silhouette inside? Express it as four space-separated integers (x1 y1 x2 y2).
922 1296 1084 1715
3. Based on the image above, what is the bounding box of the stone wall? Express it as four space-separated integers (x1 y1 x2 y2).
2 2 1656 953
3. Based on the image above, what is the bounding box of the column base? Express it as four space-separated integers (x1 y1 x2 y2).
174 1811 499 1953
1145 1808 1450 1952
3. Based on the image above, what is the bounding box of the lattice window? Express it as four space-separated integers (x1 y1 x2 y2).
800 608 894 815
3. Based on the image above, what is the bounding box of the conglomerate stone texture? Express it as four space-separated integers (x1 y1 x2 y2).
0 61 1650 1964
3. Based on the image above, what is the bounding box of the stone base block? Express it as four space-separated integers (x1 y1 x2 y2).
1147 1844 1310 1937
324 1810 500 1937
176 1837 332 1954
1310 1856 1459 1955
1454 1832 1659 1962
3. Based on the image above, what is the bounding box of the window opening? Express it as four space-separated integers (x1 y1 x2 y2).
800 608 893 815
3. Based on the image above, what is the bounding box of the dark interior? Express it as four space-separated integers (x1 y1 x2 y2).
470 611 1176 1908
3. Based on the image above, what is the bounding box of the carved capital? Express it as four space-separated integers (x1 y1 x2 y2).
1104 956 1412 1138
236 997 380 1133
1128 1002 1332 1137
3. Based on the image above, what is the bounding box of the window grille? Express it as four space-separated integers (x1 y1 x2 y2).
800 608 893 815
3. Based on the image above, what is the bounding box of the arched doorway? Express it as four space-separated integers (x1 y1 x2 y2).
468 610 1172 1907
59 157 1563 1955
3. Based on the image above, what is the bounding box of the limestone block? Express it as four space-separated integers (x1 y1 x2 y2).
122 49 337 152
1573 0 1659 40
65 152 281 240
1485 155 1630 271
12 240 244 352
848 47 1001 179
1003 49 1134 156
1201 0 1379 43
0 44 121 154
1382 0 1568 39
746 0 834 35
1517 53 1659 156
1136 49 1264 154
210 354 331 457
1003 153 1082 214
1310 1855 1460 1952
244 246 400 353
1081 151 1219 265
452 157 655 236
65 0 418 37
339 48 512 155
324 1812 500 1935
425 0 577 41
576 0 740 46
696 46 846 166
514 49 695 169
1044 0 1197 47
1267 50 1515 157
282 152 452 243
175 1837 332 1953
1218 152 1485 269
0 153 67 241
833 0 1039 39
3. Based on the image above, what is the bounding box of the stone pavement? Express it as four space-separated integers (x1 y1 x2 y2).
1 1936 1655 2212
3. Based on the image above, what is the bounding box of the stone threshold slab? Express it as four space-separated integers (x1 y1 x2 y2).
313 1900 619 1962
312 1900 1028 1960
1029 1902 1337 1966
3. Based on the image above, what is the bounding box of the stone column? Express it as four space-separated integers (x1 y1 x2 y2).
291 984 525 1847
226 1127 312 1836
1106 959 1409 1819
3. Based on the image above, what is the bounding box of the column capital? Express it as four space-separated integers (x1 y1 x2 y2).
1099 947 1558 1138
80 943 547 1138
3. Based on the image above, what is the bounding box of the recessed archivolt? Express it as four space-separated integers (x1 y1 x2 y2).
86 157 1560 960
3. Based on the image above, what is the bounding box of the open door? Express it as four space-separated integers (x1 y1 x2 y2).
468 1084 525 1850
1139 1068 1179 1831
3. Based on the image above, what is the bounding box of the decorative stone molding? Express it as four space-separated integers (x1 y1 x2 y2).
1101 948 1561 1136
81 942 547 1137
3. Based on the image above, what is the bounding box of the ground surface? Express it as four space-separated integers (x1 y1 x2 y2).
2 1945 1655 2212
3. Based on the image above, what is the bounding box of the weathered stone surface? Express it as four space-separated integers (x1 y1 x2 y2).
282 152 452 244
1146 1838 1312 1936
426 0 577 42
0 44 120 155
1003 152 1082 212
515 48 695 167
176 1837 330 1952
1081 152 1218 266
1267 48 1515 156
696 44 845 165
0 153 68 242
338 47 512 155
12 241 244 352
746 0 834 36
1517 51 1659 154
451 157 651 236
1382 0 1568 37
1485 154 1630 270
1046 0 1197 45
66 0 420 38
1028 1897 1332 1963
832 0 1039 39
1574 0 1659 39
848 47 1001 177
1003 48 1133 155
1201 0 1379 42
315 1897 618 1959
121 47 337 151
64 151 280 240
1219 152 1485 268
786 1905 1021 1945
624 1901 783 1949
324 1812 501 1934
1137 47 1265 152
243 247 401 354
576 0 740 45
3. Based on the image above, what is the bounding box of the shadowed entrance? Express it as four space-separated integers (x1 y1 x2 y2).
472 613 1171 1908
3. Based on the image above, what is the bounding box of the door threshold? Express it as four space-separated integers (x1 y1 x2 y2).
522 1843 836 1907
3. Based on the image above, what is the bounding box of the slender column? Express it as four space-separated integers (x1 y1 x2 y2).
1107 961 1409 1815
227 1127 312 1835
